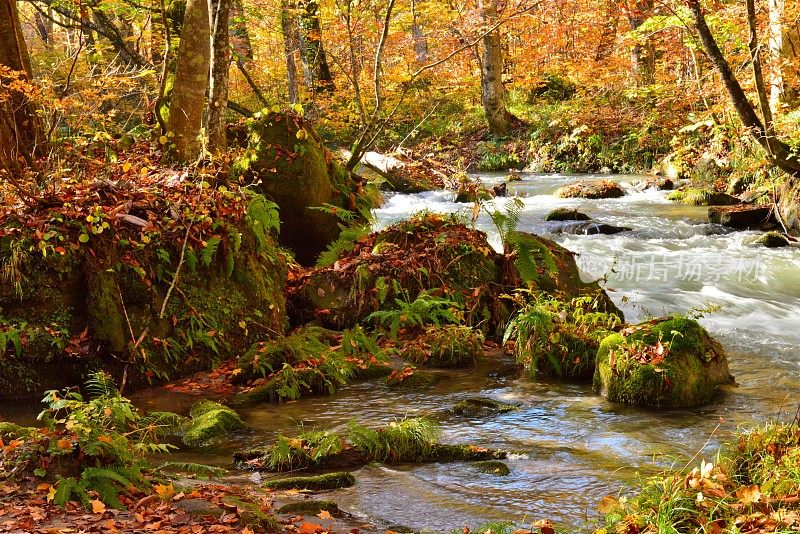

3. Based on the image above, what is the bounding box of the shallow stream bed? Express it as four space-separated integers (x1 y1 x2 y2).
4 173 800 532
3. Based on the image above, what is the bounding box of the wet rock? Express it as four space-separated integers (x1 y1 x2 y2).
221 497 279 529
492 182 508 197
359 151 439 194
474 460 511 476
181 400 246 447
633 177 673 191
452 397 519 416
427 443 506 462
276 500 342 516
593 317 733 408
455 182 495 203
668 188 740 206
174 498 224 519
387 369 442 390
753 231 790 248
400 325 484 369
708 205 774 230
265 472 356 491
555 180 625 199
232 111 381 265
554 222 631 235
544 208 591 221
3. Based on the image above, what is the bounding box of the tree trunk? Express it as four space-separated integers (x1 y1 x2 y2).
627 0 655 84
411 0 428 65
746 0 773 131
281 0 300 103
768 0 784 113
687 0 800 178
166 0 210 162
479 0 513 135
208 0 231 155
0 0 46 174
298 0 334 93
230 0 253 62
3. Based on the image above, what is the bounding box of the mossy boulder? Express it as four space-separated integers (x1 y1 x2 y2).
593 317 733 408
667 188 740 206
400 325 484 368
232 111 381 265
454 182 495 203
265 472 356 491
545 208 591 222
181 400 246 447
221 497 279 530
753 231 790 248
0 191 287 400
452 397 519 417
387 369 442 390
288 214 501 330
555 180 625 199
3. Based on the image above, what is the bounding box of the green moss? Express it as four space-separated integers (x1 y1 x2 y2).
667 188 739 206
474 460 511 476
181 401 246 447
452 397 519 417
235 326 339 382
387 369 441 389
276 500 341 516
265 472 355 491
0 422 22 438
426 443 507 462
593 317 732 408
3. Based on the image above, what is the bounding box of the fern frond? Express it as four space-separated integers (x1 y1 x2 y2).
154 462 227 478
85 371 119 399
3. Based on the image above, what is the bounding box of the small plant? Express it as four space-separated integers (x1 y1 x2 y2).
504 292 620 379
367 288 463 339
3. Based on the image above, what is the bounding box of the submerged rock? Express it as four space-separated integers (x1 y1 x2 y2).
452 397 519 417
265 472 356 491
474 460 511 476
545 208 591 221
276 500 342 516
708 205 774 229
555 180 625 199
554 222 631 235
181 400 246 447
593 317 733 408
753 231 790 248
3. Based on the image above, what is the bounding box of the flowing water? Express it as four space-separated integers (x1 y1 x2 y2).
4 173 800 532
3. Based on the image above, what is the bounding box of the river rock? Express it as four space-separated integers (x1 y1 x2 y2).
554 222 632 235
593 317 733 408
752 231 790 248
452 397 519 416
181 400 246 447
173 498 224 519
454 181 495 203
359 151 439 194
545 208 591 221
232 111 381 265
708 205 774 229
555 180 625 199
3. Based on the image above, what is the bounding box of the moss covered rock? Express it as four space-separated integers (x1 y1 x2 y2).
593 317 733 408
545 208 591 222
708 205 774 229
232 111 381 265
221 497 278 530
555 180 624 199
181 400 246 447
667 188 740 206
753 231 790 248
400 325 484 368
0 190 287 400
265 472 356 491
288 213 500 330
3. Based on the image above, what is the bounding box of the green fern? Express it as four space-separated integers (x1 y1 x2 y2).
200 236 222 267
154 462 227 478
316 223 370 268
246 194 281 251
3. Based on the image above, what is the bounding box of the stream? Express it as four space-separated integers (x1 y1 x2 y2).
5 173 800 532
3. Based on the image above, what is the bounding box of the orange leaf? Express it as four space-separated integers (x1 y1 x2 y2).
299 523 323 534
91 499 106 514
317 510 333 520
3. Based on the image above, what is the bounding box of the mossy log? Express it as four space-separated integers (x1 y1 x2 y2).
181 400 246 447
265 472 356 491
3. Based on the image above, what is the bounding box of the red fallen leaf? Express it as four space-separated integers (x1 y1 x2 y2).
299 522 324 534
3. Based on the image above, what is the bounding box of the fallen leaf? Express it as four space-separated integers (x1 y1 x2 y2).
91 499 106 514
317 510 333 520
